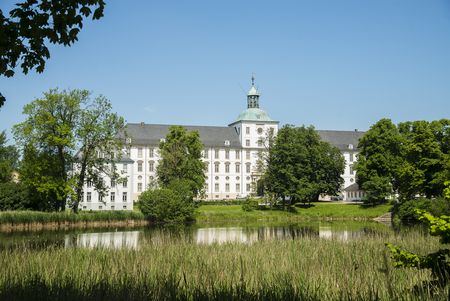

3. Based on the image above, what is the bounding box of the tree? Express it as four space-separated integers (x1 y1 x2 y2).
0 0 106 107
72 96 125 212
265 125 345 208
355 119 402 204
13 88 124 212
156 126 206 198
0 131 19 183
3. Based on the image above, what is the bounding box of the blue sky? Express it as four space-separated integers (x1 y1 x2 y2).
1 0 450 140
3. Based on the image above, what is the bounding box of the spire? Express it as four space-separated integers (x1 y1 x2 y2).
247 75 260 108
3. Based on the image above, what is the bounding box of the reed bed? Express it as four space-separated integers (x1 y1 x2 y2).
0 210 145 225
0 230 447 300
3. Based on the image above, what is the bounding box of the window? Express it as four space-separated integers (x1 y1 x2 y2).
138 162 143 172
235 163 240 173
122 192 127 201
349 153 354 162
246 163 251 173
225 183 230 192
246 139 250 147
350 164 354 175
110 192 115 202
246 184 251 192
87 181 92 188
235 150 240 160
246 150 251 160
123 205 127 209
214 183 219 192
214 149 219 159
149 161 154 172
111 206 115 210
149 148 154 158
123 180 128 188
257 127 263 135
257 139 263 147
205 183 209 191
137 183 142 192
214 162 220 173
225 150 230 159
203 149 209 158
99 206 103 210
236 183 240 192
111 180 115 188
225 163 230 173
87 192 91 202
99 195 103 202
138 147 143 158
122 163 127 173
246 127 250 134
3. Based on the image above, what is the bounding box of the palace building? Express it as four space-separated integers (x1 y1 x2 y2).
79 78 365 211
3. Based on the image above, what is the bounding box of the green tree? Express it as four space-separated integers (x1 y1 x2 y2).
0 0 105 107
397 120 449 200
0 131 19 183
156 126 206 198
265 125 344 208
355 118 401 204
14 88 124 212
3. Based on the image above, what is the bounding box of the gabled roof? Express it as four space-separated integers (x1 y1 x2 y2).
121 123 241 148
317 130 365 151
343 183 360 192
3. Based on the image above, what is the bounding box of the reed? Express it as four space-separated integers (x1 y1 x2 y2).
0 229 447 301
0 210 145 225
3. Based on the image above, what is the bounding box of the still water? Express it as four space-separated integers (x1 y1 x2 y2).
0 222 392 250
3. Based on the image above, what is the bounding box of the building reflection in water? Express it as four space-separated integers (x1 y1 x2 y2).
195 226 320 245
64 231 140 249
318 226 364 241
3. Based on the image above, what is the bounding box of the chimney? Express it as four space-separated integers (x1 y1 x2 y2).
140 122 145 126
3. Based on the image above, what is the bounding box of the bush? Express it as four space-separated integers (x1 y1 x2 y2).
394 198 450 224
0 182 33 211
242 199 259 212
138 188 195 224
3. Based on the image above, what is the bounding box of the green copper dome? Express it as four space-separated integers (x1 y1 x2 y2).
236 108 274 122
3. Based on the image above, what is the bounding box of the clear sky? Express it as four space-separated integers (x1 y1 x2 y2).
1 0 450 140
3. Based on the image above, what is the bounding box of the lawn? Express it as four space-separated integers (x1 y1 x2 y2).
195 202 392 222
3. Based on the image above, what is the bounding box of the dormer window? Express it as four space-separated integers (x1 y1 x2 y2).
160 138 166 143
348 144 354 150
224 140 230 146
126 138 132 144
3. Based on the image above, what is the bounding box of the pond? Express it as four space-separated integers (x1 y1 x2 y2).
0 221 395 250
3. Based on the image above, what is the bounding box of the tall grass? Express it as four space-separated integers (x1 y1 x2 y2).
0 230 447 300
0 210 145 225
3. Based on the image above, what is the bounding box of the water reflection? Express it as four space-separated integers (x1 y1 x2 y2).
64 231 140 249
0 222 391 250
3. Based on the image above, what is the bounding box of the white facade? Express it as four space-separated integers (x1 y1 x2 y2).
78 81 363 210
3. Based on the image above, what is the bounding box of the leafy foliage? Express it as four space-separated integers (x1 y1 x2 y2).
0 0 105 106
13 89 124 212
387 210 450 285
0 182 34 211
264 125 344 208
357 118 450 203
0 131 19 183
242 198 259 212
393 198 450 224
156 126 206 198
138 186 195 224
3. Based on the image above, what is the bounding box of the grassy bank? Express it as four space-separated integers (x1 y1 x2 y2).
195 203 392 222
0 230 446 301
0 210 146 231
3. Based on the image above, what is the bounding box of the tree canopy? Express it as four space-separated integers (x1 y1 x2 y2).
13 88 124 211
356 118 450 203
0 131 19 183
0 0 105 107
156 126 206 198
264 125 345 207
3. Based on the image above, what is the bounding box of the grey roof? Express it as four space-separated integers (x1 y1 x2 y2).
343 183 360 192
317 130 365 151
121 123 241 148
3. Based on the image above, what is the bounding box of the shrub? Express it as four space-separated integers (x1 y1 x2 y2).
394 198 450 224
242 198 259 212
0 182 33 211
138 188 195 224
